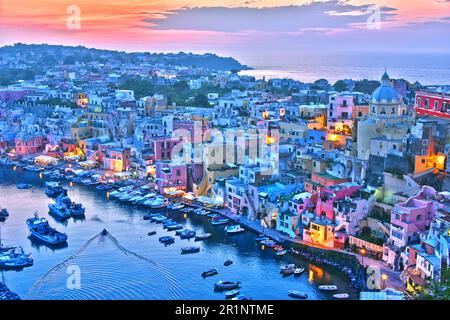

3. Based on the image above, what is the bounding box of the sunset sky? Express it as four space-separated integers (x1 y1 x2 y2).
0 0 449 61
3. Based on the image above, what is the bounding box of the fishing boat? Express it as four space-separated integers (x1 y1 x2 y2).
26 214 68 245
48 203 71 220
333 293 350 299
148 197 169 209
175 229 190 236
45 182 67 198
207 213 220 219
224 289 240 299
318 285 338 291
201 268 218 278
147 231 157 236
225 224 245 234
57 196 85 218
294 267 305 276
288 290 308 299
16 183 33 189
181 246 200 254
0 247 34 269
211 217 229 225
276 249 288 256
214 281 241 291
224 260 233 266
195 233 212 241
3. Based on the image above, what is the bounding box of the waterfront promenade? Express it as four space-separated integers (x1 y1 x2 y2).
181 200 405 292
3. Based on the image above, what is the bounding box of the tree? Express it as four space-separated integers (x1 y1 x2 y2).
191 93 210 108
412 268 450 300
333 80 348 92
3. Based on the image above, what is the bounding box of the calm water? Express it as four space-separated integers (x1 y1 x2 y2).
0 166 356 300
238 52 450 85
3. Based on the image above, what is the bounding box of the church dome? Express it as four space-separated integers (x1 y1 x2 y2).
370 71 401 105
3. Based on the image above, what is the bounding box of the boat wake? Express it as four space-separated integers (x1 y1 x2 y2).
27 229 182 300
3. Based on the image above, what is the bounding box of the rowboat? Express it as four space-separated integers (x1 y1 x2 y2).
288 290 308 299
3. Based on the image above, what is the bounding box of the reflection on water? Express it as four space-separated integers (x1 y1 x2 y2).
0 167 358 300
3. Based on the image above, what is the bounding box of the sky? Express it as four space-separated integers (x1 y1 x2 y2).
0 0 449 63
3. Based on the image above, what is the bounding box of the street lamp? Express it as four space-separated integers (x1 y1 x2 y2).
381 273 388 290
360 248 367 266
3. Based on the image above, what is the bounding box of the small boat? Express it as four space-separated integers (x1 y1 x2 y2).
231 294 252 300
16 183 33 189
179 230 196 239
181 246 200 254
143 213 160 220
255 235 269 242
282 268 294 277
260 239 276 247
318 285 338 291
207 213 220 219
202 268 218 278
171 204 185 210
166 224 183 231
211 218 229 225
224 260 233 266
276 249 288 256
0 208 9 219
148 197 169 209
0 247 33 269
195 233 212 241
224 289 240 299
280 264 295 272
26 213 68 245
333 293 350 299
294 267 305 276
214 281 240 291
288 290 308 299
224 224 245 234
147 231 157 236
159 236 175 245
48 203 71 220
45 182 67 198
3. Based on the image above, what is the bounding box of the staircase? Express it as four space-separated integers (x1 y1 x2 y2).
242 189 257 220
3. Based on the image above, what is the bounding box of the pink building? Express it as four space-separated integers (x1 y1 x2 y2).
149 136 181 162
315 182 363 221
0 89 28 103
155 161 187 195
15 134 45 155
383 186 438 270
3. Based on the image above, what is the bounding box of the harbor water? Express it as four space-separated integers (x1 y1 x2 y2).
0 166 357 300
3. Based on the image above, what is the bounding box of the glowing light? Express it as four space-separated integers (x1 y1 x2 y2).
70 182 73 187
381 274 388 281
184 213 187 219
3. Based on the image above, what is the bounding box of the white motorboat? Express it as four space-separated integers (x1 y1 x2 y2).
318 285 338 291
333 293 349 299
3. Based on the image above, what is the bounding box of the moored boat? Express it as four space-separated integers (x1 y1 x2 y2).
179 229 196 239
181 246 200 254
318 285 338 291
224 289 240 299
201 268 218 278
0 246 34 269
294 267 305 276
224 224 245 234
276 249 288 256
0 208 9 220
195 233 212 241
333 293 350 299
231 294 252 300
224 260 233 266
280 264 295 272
48 203 71 220
166 223 183 231
16 183 33 189
211 217 229 225
288 290 308 299
26 213 68 245
214 281 241 291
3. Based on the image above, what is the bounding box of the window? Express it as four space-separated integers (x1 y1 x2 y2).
417 97 421 106
425 99 429 109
